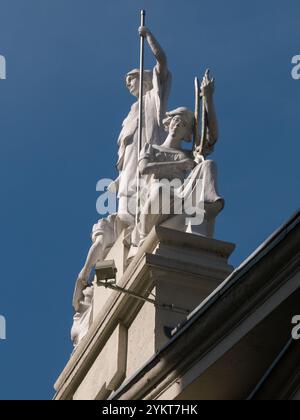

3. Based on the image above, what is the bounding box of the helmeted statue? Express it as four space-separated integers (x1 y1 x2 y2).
132 105 223 248
112 26 172 227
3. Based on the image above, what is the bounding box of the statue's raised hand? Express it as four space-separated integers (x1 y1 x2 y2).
201 70 215 99
139 26 151 38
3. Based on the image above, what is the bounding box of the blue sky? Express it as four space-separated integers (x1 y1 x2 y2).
0 0 299 400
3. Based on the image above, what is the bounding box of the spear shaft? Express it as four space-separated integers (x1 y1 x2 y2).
193 77 201 151
199 96 208 155
135 10 146 226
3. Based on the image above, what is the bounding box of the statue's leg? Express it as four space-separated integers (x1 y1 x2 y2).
117 141 138 228
197 160 224 216
138 185 174 245
118 195 135 227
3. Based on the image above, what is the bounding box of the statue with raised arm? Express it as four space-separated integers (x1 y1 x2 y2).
112 25 172 227
131 72 224 247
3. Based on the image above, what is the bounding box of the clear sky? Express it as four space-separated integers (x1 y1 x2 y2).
0 0 299 400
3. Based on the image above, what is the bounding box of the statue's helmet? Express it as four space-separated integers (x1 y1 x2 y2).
125 69 153 91
163 107 195 141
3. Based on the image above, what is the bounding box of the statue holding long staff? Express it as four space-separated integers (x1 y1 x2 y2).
112 10 172 229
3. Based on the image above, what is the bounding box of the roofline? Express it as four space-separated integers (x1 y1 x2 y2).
173 208 300 334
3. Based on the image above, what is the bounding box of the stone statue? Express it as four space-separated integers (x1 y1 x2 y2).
111 26 172 227
132 74 224 247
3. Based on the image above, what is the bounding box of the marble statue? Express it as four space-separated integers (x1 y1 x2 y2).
110 26 172 227
132 102 224 248
160 71 224 238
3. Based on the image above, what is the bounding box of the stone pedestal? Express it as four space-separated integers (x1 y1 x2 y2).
54 227 235 400
121 227 235 375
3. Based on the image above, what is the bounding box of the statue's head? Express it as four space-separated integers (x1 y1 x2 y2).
125 69 153 98
163 107 195 142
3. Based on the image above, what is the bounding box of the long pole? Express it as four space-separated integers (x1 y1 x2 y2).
199 69 209 156
193 77 201 153
135 10 146 226
199 96 207 155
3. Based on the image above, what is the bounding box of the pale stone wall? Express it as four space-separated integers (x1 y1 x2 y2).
127 299 156 378
73 324 127 400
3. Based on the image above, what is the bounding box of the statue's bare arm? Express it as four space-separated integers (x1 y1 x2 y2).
201 71 219 144
77 236 104 285
139 26 168 80
139 157 195 176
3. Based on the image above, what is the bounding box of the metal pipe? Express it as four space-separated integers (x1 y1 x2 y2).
98 281 190 316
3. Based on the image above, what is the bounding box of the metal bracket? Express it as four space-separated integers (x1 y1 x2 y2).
95 259 190 316
97 279 190 316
